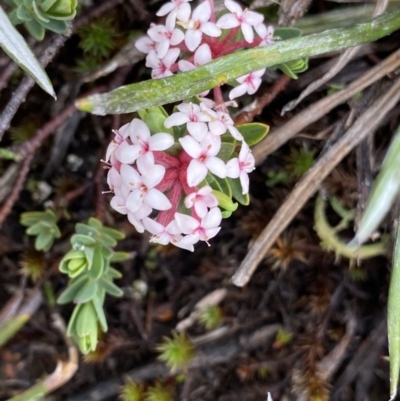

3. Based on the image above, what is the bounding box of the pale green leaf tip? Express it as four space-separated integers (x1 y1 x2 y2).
75 97 93 112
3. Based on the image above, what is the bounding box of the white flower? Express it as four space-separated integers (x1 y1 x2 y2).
146 48 180 79
229 68 265 100
255 24 274 46
147 13 185 59
178 43 212 71
217 0 264 43
143 218 178 243
135 35 156 54
175 207 222 246
184 186 218 218
179 1 221 51
115 118 174 169
157 0 192 22
164 102 211 142
110 183 130 215
226 142 255 194
201 105 243 141
121 161 172 213
179 134 227 187
127 204 152 233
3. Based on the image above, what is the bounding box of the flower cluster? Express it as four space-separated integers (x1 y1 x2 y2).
104 0 272 251
105 100 258 251
135 0 274 99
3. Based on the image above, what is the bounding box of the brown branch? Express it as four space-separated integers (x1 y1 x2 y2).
234 74 291 125
0 152 34 228
252 47 400 165
232 77 400 287
0 32 71 141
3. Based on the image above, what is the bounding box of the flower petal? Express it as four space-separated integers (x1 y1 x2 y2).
149 133 174 151
187 122 208 142
217 14 239 29
187 159 208 187
226 158 240 178
145 188 172 210
205 156 226 178
185 29 202 51
174 212 200 234
179 135 202 158
239 171 250 194
202 207 222 229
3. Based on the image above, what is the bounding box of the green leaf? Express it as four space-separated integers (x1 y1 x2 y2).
25 18 45 40
214 177 232 198
389 221 400 400
88 217 103 230
74 278 97 304
107 267 122 279
76 11 400 115
145 112 173 135
92 296 107 332
16 4 32 21
26 222 43 236
274 27 302 40
352 125 400 246
57 275 88 304
88 246 104 279
84 245 95 270
0 3 56 93
217 142 235 162
75 302 97 337
212 190 238 212
71 233 97 246
37 17 68 34
34 230 53 251
0 148 21 161
110 251 131 263
205 174 222 192
227 177 250 206
236 123 269 146
20 211 44 225
101 226 125 241
99 277 123 297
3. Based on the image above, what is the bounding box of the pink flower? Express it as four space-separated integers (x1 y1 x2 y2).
147 13 185 59
179 134 227 187
175 207 222 247
146 48 180 79
226 142 255 194
157 0 192 22
121 161 172 213
110 184 130 215
255 24 274 46
184 186 218 218
217 0 263 43
229 68 266 100
179 1 221 51
115 118 174 169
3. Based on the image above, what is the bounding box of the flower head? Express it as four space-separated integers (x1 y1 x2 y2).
217 0 264 43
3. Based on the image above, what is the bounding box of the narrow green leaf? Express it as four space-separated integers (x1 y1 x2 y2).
25 222 43 235
205 174 222 192
352 125 400 246
0 314 29 348
227 177 250 206
236 123 269 146
99 277 123 297
75 302 97 337
34 230 53 251
110 251 131 263
92 296 108 332
87 217 103 230
76 11 400 115
57 275 87 304
389 220 400 400
71 233 97 246
88 246 104 279
74 279 97 304
0 6 55 96
101 226 125 241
